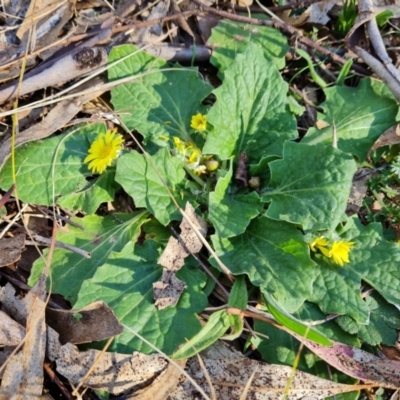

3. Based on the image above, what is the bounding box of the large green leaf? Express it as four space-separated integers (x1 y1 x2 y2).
115 147 185 226
302 78 400 161
262 141 356 231
309 217 400 324
74 240 208 355
208 162 262 238
29 212 148 303
0 124 112 209
208 20 288 76
211 216 315 313
336 292 400 346
109 45 212 148
58 169 119 214
202 42 297 162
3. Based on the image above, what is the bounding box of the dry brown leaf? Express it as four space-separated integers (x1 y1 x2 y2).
0 274 47 400
295 333 400 389
168 341 360 399
0 310 25 346
105 359 186 400
46 300 124 344
371 124 400 151
307 0 339 25
170 0 195 37
0 233 25 268
136 0 171 43
56 342 168 395
0 282 169 396
315 119 330 130
154 270 187 309
235 152 249 187
346 168 370 215
155 202 207 309
16 0 72 50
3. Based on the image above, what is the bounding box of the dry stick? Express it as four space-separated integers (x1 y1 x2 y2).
44 362 75 400
190 0 369 75
354 46 400 102
30 234 91 258
360 0 400 84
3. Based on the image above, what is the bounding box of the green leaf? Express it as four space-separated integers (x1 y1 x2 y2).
253 303 359 399
0 124 109 207
295 48 327 89
208 20 288 76
74 240 208 355
264 293 332 346
115 148 185 226
172 309 231 359
262 142 356 231
302 78 400 161
28 212 148 303
58 169 119 214
109 45 212 148
203 42 297 162
211 216 315 313
309 217 400 324
228 275 248 309
336 292 400 346
209 162 262 238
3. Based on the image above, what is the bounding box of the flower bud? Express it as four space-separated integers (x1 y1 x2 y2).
205 159 219 172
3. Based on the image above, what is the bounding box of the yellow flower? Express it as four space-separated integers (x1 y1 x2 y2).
173 137 188 155
190 113 207 132
309 236 329 254
188 147 202 164
84 129 124 174
329 240 355 266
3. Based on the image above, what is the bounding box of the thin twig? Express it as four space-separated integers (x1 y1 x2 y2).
30 234 91 258
354 46 400 102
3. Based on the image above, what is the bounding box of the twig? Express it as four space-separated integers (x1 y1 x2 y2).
44 362 75 400
30 234 91 258
354 46 400 102
230 0 319 13
37 206 85 230
191 0 369 75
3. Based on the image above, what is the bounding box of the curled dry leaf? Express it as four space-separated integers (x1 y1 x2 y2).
154 202 207 309
56 342 168 395
294 332 400 389
0 233 25 268
46 300 123 345
371 124 400 151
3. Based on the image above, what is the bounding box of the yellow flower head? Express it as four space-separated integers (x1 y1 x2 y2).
173 136 192 156
190 113 207 132
188 146 202 164
84 129 124 174
329 240 355 266
309 236 329 253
